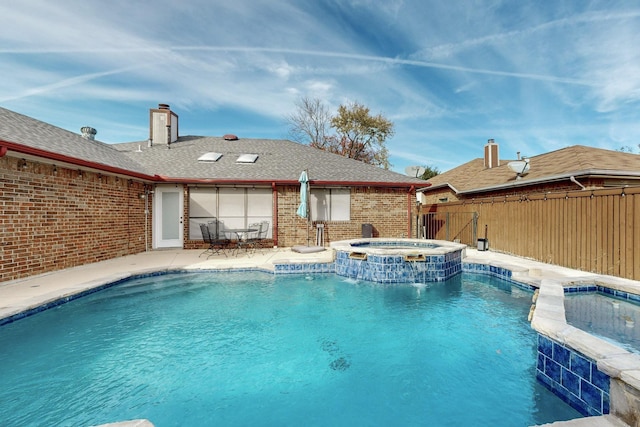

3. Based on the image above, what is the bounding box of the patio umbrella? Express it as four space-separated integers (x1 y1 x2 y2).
297 170 310 245
297 170 309 218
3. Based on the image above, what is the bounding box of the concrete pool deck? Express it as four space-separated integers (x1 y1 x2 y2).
0 246 637 427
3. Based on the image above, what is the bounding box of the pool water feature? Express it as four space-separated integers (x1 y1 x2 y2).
332 238 466 283
0 271 581 426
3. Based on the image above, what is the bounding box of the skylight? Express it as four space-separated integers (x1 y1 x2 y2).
236 154 258 163
198 152 223 162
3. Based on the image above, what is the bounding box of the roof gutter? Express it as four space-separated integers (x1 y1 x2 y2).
160 176 427 188
0 140 158 181
570 176 586 190
416 182 458 194
455 169 640 196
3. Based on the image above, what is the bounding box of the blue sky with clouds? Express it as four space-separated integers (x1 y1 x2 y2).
2 1 639 175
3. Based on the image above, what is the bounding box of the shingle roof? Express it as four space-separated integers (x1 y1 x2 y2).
1 106 424 186
113 136 425 185
424 145 640 194
0 107 150 175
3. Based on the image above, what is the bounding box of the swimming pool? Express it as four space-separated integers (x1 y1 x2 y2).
0 271 581 426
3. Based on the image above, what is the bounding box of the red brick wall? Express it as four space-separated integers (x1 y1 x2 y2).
0 156 148 282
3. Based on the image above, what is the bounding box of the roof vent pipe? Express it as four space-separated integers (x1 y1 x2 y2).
80 126 97 140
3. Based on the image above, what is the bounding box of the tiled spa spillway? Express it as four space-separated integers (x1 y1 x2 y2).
331 238 466 283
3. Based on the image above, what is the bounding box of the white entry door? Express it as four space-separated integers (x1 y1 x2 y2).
154 185 184 248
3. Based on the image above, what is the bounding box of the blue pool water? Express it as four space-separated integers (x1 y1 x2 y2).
350 240 440 249
0 272 581 426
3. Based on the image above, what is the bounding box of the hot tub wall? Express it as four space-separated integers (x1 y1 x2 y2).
334 250 462 283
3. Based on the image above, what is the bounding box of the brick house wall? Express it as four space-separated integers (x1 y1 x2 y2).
1 155 415 282
276 185 414 247
184 185 415 250
0 156 148 282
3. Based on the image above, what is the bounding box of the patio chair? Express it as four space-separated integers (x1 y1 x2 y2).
199 223 214 258
254 220 270 253
237 222 262 256
207 219 230 257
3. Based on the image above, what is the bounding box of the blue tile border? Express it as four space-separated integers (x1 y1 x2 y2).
536 335 610 416
333 248 463 283
462 261 536 292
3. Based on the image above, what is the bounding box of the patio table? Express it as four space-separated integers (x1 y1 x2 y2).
225 228 259 256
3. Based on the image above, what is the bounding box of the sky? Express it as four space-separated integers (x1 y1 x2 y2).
1 1 640 175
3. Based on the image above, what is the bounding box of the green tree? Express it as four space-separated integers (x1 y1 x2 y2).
286 98 395 169
618 145 640 154
329 101 394 169
420 165 440 180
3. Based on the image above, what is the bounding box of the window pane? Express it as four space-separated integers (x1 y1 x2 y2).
247 189 271 216
188 188 217 239
161 191 180 239
247 189 273 237
331 188 350 221
310 189 329 221
219 188 245 218
189 188 217 217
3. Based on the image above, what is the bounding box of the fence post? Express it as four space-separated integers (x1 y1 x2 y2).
446 212 450 241
473 212 478 244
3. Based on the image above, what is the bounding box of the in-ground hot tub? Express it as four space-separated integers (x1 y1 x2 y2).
331 238 466 283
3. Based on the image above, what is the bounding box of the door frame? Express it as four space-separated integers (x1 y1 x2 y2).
153 184 184 248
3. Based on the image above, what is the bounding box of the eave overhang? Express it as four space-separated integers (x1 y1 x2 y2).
0 139 159 182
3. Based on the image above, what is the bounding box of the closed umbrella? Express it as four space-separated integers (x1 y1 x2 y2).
291 170 325 253
297 170 309 218
297 170 310 245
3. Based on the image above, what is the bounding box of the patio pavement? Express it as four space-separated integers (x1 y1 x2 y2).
0 246 636 427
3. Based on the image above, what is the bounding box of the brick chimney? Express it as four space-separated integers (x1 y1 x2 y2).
484 138 499 169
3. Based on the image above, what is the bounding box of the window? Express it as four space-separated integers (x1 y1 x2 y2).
188 187 272 239
310 188 350 221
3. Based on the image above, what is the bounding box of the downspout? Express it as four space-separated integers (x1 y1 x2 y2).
0 146 7 157
407 185 415 238
272 182 278 247
144 187 151 252
570 176 586 190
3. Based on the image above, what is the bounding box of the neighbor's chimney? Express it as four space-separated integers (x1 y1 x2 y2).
484 138 499 169
80 126 97 140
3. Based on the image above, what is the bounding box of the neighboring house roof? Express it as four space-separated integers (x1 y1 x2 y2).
421 145 640 195
0 107 153 178
1 106 425 187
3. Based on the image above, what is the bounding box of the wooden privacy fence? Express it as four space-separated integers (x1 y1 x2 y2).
420 186 640 281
